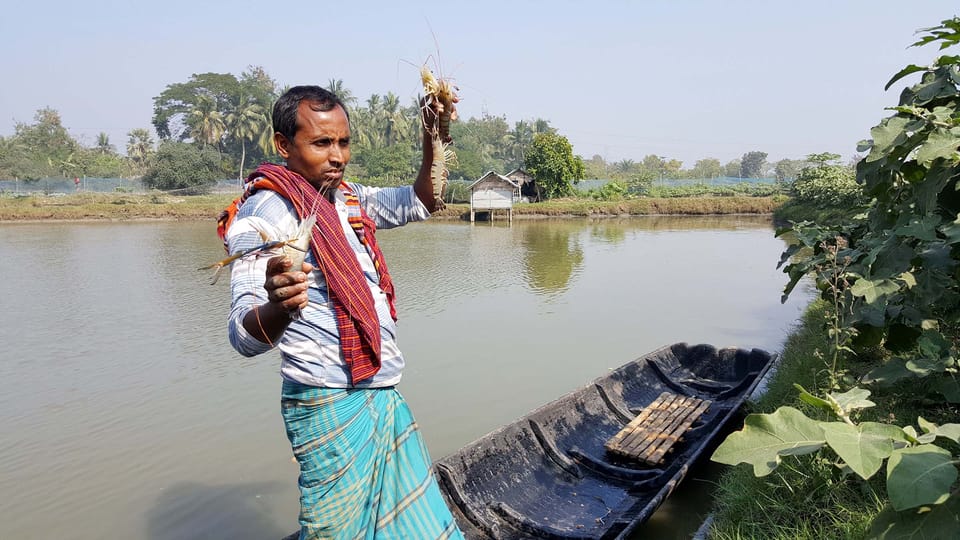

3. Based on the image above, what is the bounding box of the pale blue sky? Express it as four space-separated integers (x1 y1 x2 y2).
2 1 957 166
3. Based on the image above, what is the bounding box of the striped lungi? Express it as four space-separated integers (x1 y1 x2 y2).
281 381 463 540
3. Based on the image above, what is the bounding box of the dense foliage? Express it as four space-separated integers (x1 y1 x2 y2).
142 141 221 194
788 152 863 206
713 18 960 538
0 108 133 181
524 133 585 199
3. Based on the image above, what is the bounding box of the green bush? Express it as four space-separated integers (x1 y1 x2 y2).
591 181 628 200
789 163 862 206
142 141 221 194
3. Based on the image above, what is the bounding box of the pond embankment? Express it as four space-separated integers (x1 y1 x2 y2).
0 192 785 221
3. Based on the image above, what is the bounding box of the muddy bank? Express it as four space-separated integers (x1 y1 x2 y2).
0 193 784 222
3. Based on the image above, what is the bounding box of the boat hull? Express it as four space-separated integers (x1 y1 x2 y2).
433 342 776 539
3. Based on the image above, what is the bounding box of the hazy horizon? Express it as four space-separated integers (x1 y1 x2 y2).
3 1 957 166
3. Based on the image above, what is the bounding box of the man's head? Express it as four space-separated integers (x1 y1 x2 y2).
272 86 351 195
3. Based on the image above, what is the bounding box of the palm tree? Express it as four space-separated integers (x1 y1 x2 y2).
381 92 409 147
368 94 384 146
126 128 154 170
226 96 266 179
327 79 356 109
189 95 226 151
96 132 115 155
532 118 554 135
615 159 636 174
403 99 424 150
507 120 533 166
256 109 275 158
350 107 376 148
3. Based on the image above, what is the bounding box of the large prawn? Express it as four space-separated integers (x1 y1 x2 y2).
420 62 459 211
199 213 317 285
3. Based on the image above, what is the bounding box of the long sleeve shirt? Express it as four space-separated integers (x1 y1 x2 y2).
225 182 431 388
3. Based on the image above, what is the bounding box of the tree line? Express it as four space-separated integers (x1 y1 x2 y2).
0 64 837 195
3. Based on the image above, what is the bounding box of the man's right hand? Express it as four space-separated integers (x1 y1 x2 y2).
264 255 313 314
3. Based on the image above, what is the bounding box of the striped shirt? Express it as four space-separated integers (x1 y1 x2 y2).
226 182 431 388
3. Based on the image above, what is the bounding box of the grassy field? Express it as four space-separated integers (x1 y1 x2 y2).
0 192 785 221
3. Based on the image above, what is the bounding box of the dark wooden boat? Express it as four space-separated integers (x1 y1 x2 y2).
433 342 776 539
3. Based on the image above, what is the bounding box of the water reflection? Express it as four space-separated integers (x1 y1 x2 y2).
588 222 628 245
519 221 584 295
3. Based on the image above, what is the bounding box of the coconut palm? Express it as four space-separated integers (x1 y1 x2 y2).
126 128 154 170
615 159 636 174
327 79 356 109
96 132 115 155
226 97 266 179
365 94 384 147
350 107 376 148
532 118 554 135
188 95 226 151
507 120 533 166
381 92 409 147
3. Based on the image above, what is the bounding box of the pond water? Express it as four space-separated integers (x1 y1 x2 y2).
0 216 813 539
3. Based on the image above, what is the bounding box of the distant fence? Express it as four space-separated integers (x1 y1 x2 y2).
0 178 243 195
0 176 781 197
577 176 780 192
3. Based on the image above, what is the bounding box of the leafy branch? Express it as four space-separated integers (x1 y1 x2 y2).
714 16 960 539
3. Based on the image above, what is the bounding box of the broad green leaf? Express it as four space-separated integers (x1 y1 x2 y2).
868 497 960 539
916 128 960 166
894 216 941 242
711 407 826 477
935 377 960 403
933 423 960 443
915 162 954 214
884 65 929 90
830 387 875 412
913 70 957 103
794 383 834 412
821 421 903 479
872 242 917 277
917 417 937 434
941 215 960 244
863 358 915 386
935 54 960 67
918 330 951 359
853 299 887 327
850 278 901 303
886 445 957 511
905 356 947 377
929 105 958 123
868 116 911 162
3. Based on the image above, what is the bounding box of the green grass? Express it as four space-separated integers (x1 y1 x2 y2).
772 198 867 228
0 192 786 221
0 192 238 221
708 300 958 539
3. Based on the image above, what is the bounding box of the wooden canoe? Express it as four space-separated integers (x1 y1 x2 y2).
433 342 776 539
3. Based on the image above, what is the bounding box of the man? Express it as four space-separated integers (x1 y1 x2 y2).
221 85 462 539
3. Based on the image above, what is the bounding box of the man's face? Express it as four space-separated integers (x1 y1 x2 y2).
275 101 350 195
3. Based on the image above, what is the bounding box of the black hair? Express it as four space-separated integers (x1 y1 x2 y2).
272 85 349 140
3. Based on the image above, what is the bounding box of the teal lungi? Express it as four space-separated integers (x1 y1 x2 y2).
281 382 463 540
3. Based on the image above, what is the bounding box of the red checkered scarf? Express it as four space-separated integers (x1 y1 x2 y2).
238 163 397 384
